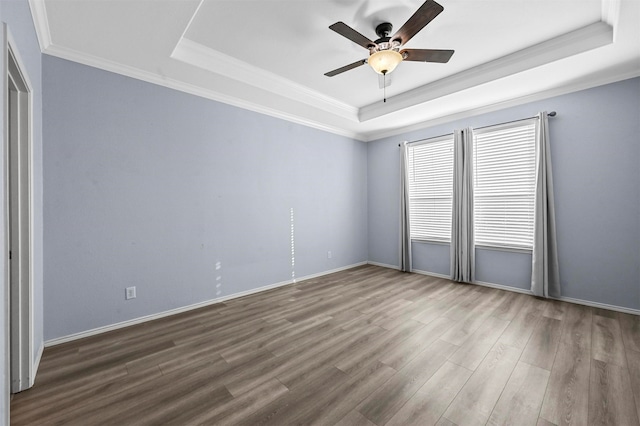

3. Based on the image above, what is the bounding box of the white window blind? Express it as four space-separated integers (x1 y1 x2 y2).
407 135 454 242
473 119 537 250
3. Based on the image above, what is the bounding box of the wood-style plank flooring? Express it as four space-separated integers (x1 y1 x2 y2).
11 265 640 425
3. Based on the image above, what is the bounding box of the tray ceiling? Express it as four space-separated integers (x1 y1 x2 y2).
30 0 640 141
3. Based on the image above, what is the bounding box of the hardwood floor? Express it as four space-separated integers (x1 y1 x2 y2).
11 265 640 425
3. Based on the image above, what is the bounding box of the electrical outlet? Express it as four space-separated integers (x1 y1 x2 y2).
327 251 332 259
125 286 136 300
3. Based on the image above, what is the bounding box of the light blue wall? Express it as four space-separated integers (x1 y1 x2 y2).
43 56 368 341
368 77 640 310
0 0 44 412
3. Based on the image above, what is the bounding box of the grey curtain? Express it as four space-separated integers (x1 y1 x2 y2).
531 112 560 297
400 142 412 272
451 128 475 282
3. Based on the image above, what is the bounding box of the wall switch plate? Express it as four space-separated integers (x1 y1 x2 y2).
125 286 136 300
327 251 332 259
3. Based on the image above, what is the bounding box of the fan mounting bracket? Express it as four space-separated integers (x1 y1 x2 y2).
375 22 393 39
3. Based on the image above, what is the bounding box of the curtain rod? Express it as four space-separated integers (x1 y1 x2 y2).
400 132 454 147
473 110 556 131
399 111 557 147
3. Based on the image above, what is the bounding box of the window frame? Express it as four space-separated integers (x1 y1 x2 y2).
472 118 538 252
406 134 455 244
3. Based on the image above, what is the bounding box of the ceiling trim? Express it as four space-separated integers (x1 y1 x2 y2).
28 0 51 51
601 0 621 32
359 21 614 122
170 0 356 121
41 42 364 140
26 0 634 144
364 65 640 142
171 37 359 121
27 0 365 140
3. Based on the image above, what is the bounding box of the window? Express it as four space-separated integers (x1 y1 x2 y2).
407 135 454 242
473 120 537 250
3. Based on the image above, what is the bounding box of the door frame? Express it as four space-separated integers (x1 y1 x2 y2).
3 26 34 395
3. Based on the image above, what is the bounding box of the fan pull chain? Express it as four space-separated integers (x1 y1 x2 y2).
383 72 387 103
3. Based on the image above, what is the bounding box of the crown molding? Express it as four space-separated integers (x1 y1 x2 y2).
28 0 52 51
363 65 640 142
171 37 359 121
601 0 621 38
26 0 631 144
171 0 357 121
359 21 614 122
28 0 364 140
42 43 364 141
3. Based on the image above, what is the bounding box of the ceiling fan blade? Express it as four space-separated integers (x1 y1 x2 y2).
401 48 454 63
324 59 367 77
329 22 376 49
391 0 444 46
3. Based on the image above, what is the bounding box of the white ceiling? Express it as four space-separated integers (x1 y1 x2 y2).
30 0 640 141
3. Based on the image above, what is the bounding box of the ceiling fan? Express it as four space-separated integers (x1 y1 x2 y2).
324 0 454 78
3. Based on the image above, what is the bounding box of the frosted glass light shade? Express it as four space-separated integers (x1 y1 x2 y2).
368 50 403 74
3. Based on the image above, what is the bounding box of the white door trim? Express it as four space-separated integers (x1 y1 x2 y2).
5 28 34 394
0 21 8 425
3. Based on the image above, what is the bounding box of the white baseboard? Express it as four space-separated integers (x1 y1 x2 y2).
551 295 639 316
474 281 639 315
296 262 368 282
367 261 400 270
473 280 533 295
46 260 639 347
31 343 44 387
411 268 450 280
45 261 368 347
371 264 639 316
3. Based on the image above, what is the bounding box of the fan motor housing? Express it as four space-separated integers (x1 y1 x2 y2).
372 23 401 52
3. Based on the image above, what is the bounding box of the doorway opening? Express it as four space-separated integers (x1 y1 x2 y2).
6 39 33 394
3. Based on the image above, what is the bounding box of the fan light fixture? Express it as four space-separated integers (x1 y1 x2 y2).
324 1 455 80
368 49 403 75
324 1 455 103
